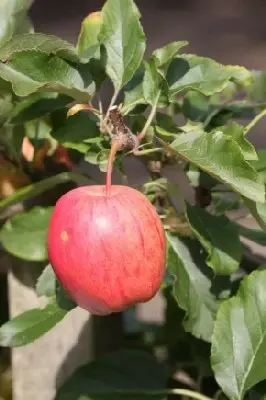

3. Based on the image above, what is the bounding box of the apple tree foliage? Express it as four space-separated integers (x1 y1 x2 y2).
1 0 266 399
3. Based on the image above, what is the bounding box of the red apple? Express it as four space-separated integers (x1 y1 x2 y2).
47 185 166 315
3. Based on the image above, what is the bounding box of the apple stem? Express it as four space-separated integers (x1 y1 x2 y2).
105 139 121 197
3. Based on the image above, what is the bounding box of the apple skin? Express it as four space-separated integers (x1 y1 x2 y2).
47 185 166 315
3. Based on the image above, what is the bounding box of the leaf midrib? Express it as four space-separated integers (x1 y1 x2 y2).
0 305 67 346
238 303 266 398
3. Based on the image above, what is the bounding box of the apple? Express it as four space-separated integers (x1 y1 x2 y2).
47 184 166 315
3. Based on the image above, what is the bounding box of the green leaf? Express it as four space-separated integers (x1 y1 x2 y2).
24 119 52 143
0 206 53 261
56 349 166 400
152 41 188 77
0 33 80 63
186 203 242 275
55 281 77 311
204 102 257 130
0 172 91 211
51 112 99 151
36 264 76 310
14 14 33 36
211 270 266 400
143 59 163 106
0 301 68 347
0 91 13 125
211 192 240 215
233 222 266 246
0 51 94 101
167 234 220 342
87 52 108 91
85 149 100 165
250 150 266 191
142 42 189 109
156 112 179 134
155 126 177 141
245 198 266 231
77 12 102 62
10 93 73 124
252 150 266 172
251 150 266 185
121 65 146 113
100 0 146 91
97 149 110 172
245 155 266 230
123 82 145 114
167 54 252 97
0 0 34 46
186 165 219 189
3 123 25 155
218 122 258 161
182 91 209 122
248 70 266 102
36 264 56 298
160 129 265 203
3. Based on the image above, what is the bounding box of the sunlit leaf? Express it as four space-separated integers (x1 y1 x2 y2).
0 301 68 347
211 270 266 400
0 33 79 63
167 234 220 342
123 82 145 113
160 129 265 203
36 264 57 298
167 54 252 97
100 0 146 91
152 41 188 78
0 206 53 261
218 122 258 161
0 0 34 46
143 59 164 106
77 12 102 62
0 51 95 101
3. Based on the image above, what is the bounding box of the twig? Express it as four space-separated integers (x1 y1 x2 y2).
105 89 120 120
244 108 266 135
137 91 161 142
105 139 121 196
0 172 92 212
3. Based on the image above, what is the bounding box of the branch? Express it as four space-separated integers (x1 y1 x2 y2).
137 91 161 142
104 89 120 121
244 108 266 135
0 172 92 212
